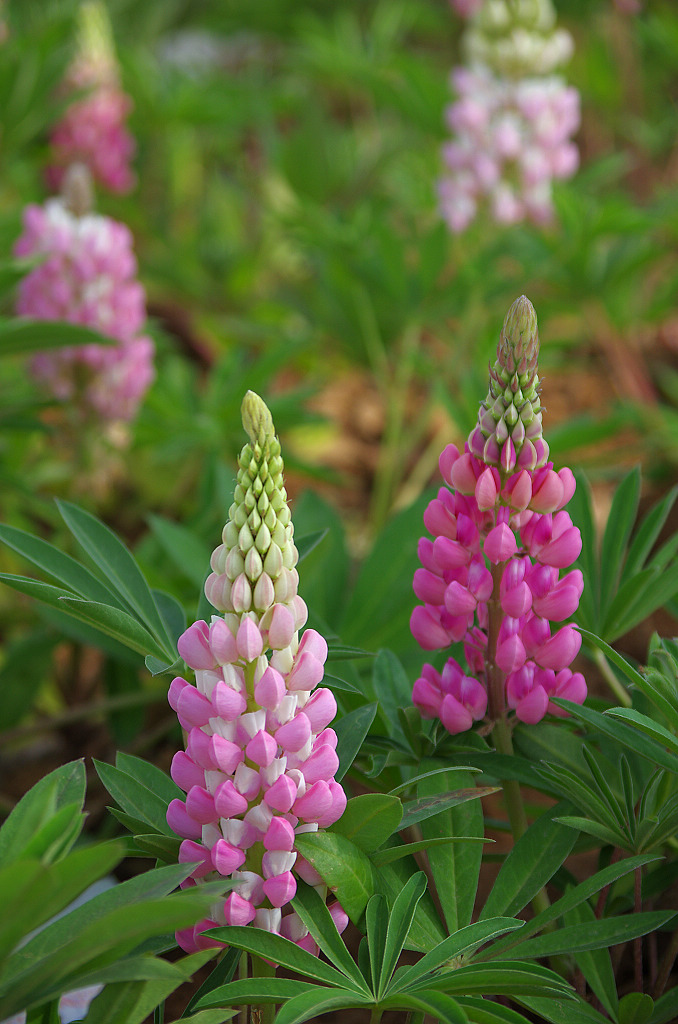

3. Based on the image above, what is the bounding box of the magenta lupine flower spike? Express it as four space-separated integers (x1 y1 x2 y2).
411 296 585 733
168 392 348 955
14 165 154 423
47 2 135 195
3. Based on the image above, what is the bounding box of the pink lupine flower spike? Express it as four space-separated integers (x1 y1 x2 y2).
411 296 586 734
167 391 347 954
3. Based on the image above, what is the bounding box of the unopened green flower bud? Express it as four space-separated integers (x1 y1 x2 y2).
469 296 547 474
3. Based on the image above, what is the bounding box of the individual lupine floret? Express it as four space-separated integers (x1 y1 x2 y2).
167 392 347 955
46 2 135 195
411 297 586 732
14 165 154 423
438 0 580 232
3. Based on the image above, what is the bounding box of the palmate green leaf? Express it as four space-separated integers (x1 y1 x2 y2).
366 894 388 995
378 873 427 999
293 831 375 923
401 787 497 831
57 500 174 652
381 990 468 1024
133 834 182 862
372 834 488 866
519 995 610 1024
623 486 678 582
372 649 412 737
555 699 678 775
0 574 164 660
480 853 660 960
374 851 447 953
562 900 617 1019
95 761 175 836
0 760 85 867
603 563 678 641
330 793 402 852
413 960 573 999
576 630 646 689
82 960 221 1024
333 702 378 781
391 918 524 996
0 893 216 1015
116 752 184 807
148 515 212 589
496 910 672 961
455 996 536 1023
57 596 171 661
202 926 353 990
0 318 116 355
273 988 373 1024
10 862 195 966
554 815 627 847
418 764 484 934
195 979 312 1008
21 803 84 863
606 708 678 757
650 984 678 1024
480 804 577 921
291 881 369 993
183 948 240 1017
599 466 640 620
0 523 120 605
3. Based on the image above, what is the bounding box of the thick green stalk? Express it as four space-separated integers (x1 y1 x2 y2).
250 956 276 1024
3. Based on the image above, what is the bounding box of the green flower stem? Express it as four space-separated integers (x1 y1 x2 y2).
369 1008 384 1024
250 956 276 1024
492 716 550 919
593 649 632 708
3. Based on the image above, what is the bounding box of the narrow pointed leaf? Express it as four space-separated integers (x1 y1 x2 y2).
293 831 375 923
58 597 170 661
334 703 378 781
378 873 427 998
366 894 389 995
391 918 523 995
480 804 576 920
203 926 352 989
274 989 372 1024
94 761 174 836
372 835 488 866
57 501 173 649
381 990 468 1023
401 787 497 831
291 881 369 993
195 979 312 1008
0 524 119 604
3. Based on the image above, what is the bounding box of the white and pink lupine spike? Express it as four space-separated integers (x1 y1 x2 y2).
411 297 586 731
47 2 135 194
168 392 347 955
438 0 579 233
14 187 154 422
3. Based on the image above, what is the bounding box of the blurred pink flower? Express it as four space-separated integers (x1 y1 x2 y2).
14 197 154 422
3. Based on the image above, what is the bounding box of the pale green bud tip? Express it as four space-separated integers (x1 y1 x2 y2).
498 295 539 374
241 390 274 446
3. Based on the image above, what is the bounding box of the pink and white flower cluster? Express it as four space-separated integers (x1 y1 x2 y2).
439 66 580 231
439 0 580 232
411 297 586 731
167 392 347 954
14 197 154 422
47 2 135 195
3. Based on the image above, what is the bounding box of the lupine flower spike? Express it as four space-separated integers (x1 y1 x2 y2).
47 1 135 195
167 392 348 954
411 296 586 733
14 164 154 424
439 0 580 231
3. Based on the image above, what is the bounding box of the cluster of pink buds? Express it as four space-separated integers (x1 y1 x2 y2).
46 2 135 195
438 0 580 232
14 166 154 423
167 392 347 954
411 296 586 731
